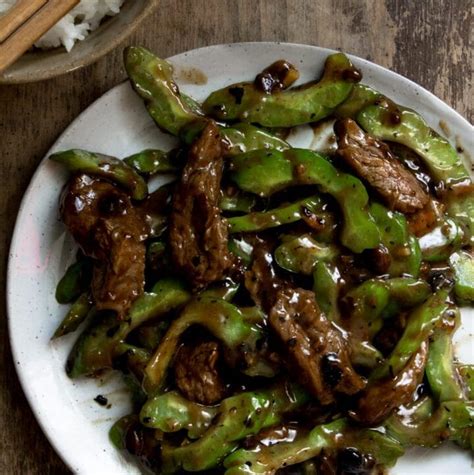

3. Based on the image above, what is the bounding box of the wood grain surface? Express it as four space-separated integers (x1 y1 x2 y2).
0 1 471 473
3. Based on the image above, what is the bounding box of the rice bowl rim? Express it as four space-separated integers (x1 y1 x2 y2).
0 0 159 84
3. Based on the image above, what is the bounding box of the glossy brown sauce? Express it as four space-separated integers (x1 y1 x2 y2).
374 98 402 126
341 66 362 82
255 59 300 93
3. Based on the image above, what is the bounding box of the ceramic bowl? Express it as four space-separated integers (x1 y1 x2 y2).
0 0 158 84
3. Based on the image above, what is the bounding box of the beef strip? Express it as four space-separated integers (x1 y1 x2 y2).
335 118 429 213
269 288 366 405
61 174 149 318
244 238 282 312
351 340 428 425
169 121 234 289
174 340 227 405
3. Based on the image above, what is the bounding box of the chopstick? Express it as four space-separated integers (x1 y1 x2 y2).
0 0 80 74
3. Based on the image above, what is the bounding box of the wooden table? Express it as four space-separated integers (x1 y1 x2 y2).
0 1 471 472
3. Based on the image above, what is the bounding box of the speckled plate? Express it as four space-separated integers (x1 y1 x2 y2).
7 43 474 474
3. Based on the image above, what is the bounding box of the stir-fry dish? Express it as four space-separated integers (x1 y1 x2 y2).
50 46 474 474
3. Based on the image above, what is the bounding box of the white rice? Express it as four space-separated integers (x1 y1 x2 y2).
0 0 124 52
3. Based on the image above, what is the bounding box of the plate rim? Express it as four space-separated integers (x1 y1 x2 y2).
6 41 474 473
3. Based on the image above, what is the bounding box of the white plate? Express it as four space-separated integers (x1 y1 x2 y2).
7 42 474 474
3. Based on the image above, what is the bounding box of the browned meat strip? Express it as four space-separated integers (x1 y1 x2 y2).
174 340 227 405
169 122 234 289
351 340 428 425
244 238 282 312
61 174 149 318
335 118 429 213
269 288 366 405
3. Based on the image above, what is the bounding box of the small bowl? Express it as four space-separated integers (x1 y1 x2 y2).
0 0 158 84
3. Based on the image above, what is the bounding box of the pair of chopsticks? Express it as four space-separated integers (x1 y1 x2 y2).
0 0 79 74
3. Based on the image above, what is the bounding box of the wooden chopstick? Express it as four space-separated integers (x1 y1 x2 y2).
0 0 80 74
0 0 48 43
